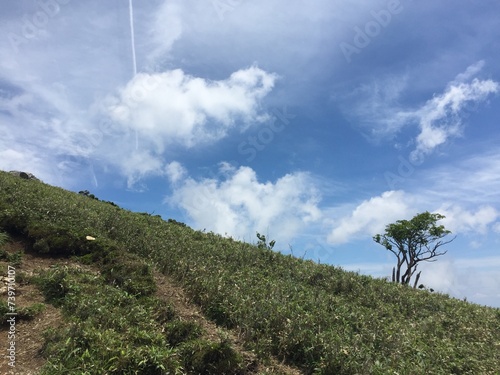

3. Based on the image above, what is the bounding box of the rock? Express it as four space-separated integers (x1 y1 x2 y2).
8 171 40 181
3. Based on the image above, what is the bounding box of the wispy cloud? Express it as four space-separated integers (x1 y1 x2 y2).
410 74 499 162
339 61 499 161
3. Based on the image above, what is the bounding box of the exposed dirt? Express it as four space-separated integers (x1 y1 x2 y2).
0 241 302 374
0 242 65 375
153 270 303 375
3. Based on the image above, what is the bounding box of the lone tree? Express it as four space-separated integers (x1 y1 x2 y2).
373 212 455 288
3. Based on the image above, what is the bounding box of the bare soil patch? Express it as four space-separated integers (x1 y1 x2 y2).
0 241 302 374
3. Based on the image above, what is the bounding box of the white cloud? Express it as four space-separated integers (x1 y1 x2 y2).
165 161 186 184
327 190 415 245
148 2 183 61
340 62 499 160
410 77 499 162
119 150 166 190
453 60 485 84
436 204 498 234
419 258 500 307
166 164 322 243
105 66 277 151
0 148 50 181
493 222 500 234
0 63 277 188
411 152 500 225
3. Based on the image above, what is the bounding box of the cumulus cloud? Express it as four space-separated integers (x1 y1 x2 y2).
104 66 277 151
166 163 322 243
419 257 500 307
436 204 499 234
327 190 415 245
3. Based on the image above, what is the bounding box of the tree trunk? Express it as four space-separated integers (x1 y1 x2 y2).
413 271 422 289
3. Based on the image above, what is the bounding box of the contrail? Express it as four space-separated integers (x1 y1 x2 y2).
128 0 137 76
128 0 139 149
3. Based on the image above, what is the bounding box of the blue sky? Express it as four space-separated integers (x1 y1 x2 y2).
1 0 500 307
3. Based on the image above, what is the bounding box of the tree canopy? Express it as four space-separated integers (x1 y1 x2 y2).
373 212 455 287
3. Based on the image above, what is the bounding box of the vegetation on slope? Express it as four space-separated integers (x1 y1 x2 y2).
0 171 499 374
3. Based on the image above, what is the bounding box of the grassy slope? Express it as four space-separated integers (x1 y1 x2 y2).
0 171 499 374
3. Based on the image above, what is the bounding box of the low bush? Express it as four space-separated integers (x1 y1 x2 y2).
0 230 9 247
100 250 157 297
33 267 74 307
164 319 203 347
180 338 244 375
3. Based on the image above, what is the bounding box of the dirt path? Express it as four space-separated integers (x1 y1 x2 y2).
0 241 302 374
153 270 303 374
0 244 67 375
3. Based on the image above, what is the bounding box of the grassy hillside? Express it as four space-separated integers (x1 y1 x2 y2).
0 170 499 374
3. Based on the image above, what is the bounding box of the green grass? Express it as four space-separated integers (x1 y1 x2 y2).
1 170 499 374
1 300 45 325
34 265 244 374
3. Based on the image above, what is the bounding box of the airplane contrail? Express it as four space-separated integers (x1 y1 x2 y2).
128 0 137 76
128 0 139 149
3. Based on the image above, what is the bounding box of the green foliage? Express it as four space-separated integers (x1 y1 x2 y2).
100 250 157 297
33 267 75 307
1 170 499 374
256 232 276 250
0 230 9 247
27 223 83 255
374 212 454 286
143 297 177 325
79 190 118 207
168 218 188 227
34 264 244 374
2 250 24 266
1 301 45 325
180 339 243 374
164 319 204 346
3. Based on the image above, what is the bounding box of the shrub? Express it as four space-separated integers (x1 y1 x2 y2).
180 339 243 375
27 223 86 256
0 208 28 236
100 251 157 297
142 298 177 325
0 230 9 247
164 319 203 347
33 268 73 306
